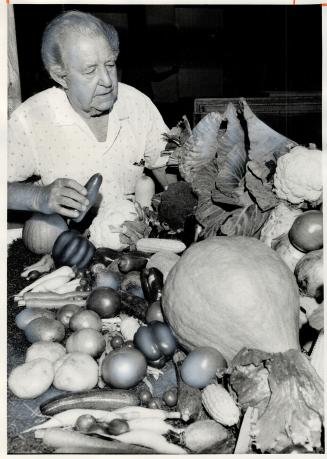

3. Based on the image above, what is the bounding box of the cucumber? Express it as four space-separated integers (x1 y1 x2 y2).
40 389 140 416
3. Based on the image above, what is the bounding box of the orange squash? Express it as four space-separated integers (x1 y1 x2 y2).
162 236 300 363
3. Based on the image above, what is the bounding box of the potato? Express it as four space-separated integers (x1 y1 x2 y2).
25 341 66 364
53 352 98 392
15 308 56 330
24 317 65 344
8 358 54 399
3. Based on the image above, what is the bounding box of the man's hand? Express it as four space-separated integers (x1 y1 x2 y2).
38 178 89 218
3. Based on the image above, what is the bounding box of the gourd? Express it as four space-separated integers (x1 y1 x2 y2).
162 236 300 363
181 420 229 453
23 212 68 255
52 230 96 271
134 174 155 208
201 384 240 426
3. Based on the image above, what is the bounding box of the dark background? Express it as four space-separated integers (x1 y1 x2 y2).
14 4 322 136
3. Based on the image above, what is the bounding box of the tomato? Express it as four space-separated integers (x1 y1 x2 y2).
66 328 106 357
110 335 124 349
101 348 147 389
56 304 82 328
162 388 178 407
69 309 102 331
181 347 227 388
148 397 162 409
138 388 152 404
75 414 97 433
93 271 122 290
289 210 323 252
87 287 121 318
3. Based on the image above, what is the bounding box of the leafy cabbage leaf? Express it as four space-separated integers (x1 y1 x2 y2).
230 348 324 453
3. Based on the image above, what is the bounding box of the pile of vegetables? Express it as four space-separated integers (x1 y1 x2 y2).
8 100 324 454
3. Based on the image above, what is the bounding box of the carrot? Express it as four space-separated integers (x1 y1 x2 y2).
22 291 89 301
21 408 121 433
108 429 187 454
113 406 181 420
35 428 155 453
17 298 86 309
18 266 75 296
54 445 154 454
14 291 88 303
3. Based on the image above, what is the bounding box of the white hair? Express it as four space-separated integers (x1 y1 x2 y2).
41 10 120 73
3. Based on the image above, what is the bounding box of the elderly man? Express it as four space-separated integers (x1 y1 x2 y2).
8 10 173 220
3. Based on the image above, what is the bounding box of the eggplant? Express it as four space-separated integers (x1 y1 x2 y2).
72 173 103 223
118 254 148 274
92 247 121 266
140 267 164 303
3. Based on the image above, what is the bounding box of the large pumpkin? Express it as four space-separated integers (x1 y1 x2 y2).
162 236 300 363
22 212 68 255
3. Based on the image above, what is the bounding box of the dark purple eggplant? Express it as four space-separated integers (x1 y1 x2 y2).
140 267 164 303
118 254 148 274
72 173 103 223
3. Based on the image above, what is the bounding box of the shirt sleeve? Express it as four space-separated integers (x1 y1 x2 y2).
142 95 170 170
7 109 38 182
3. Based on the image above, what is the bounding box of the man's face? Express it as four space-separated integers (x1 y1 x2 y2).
61 33 118 117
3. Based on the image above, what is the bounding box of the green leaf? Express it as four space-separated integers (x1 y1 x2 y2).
215 143 248 197
220 204 269 237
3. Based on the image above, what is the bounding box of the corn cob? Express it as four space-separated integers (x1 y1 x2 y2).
136 238 186 254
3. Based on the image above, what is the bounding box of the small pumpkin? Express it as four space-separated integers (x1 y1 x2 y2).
22 212 68 255
52 230 95 271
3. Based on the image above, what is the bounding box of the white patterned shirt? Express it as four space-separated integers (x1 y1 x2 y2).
8 83 169 208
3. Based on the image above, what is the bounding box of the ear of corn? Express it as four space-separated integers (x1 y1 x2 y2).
202 383 240 427
136 238 186 254
120 315 141 341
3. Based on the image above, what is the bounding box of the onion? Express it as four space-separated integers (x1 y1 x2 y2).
294 249 323 298
273 234 305 272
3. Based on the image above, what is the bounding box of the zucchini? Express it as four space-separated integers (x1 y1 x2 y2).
40 389 140 416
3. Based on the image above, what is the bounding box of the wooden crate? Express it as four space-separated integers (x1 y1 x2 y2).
193 93 322 146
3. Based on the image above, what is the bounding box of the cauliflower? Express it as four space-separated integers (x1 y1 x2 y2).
274 146 323 204
89 199 139 250
260 202 302 248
